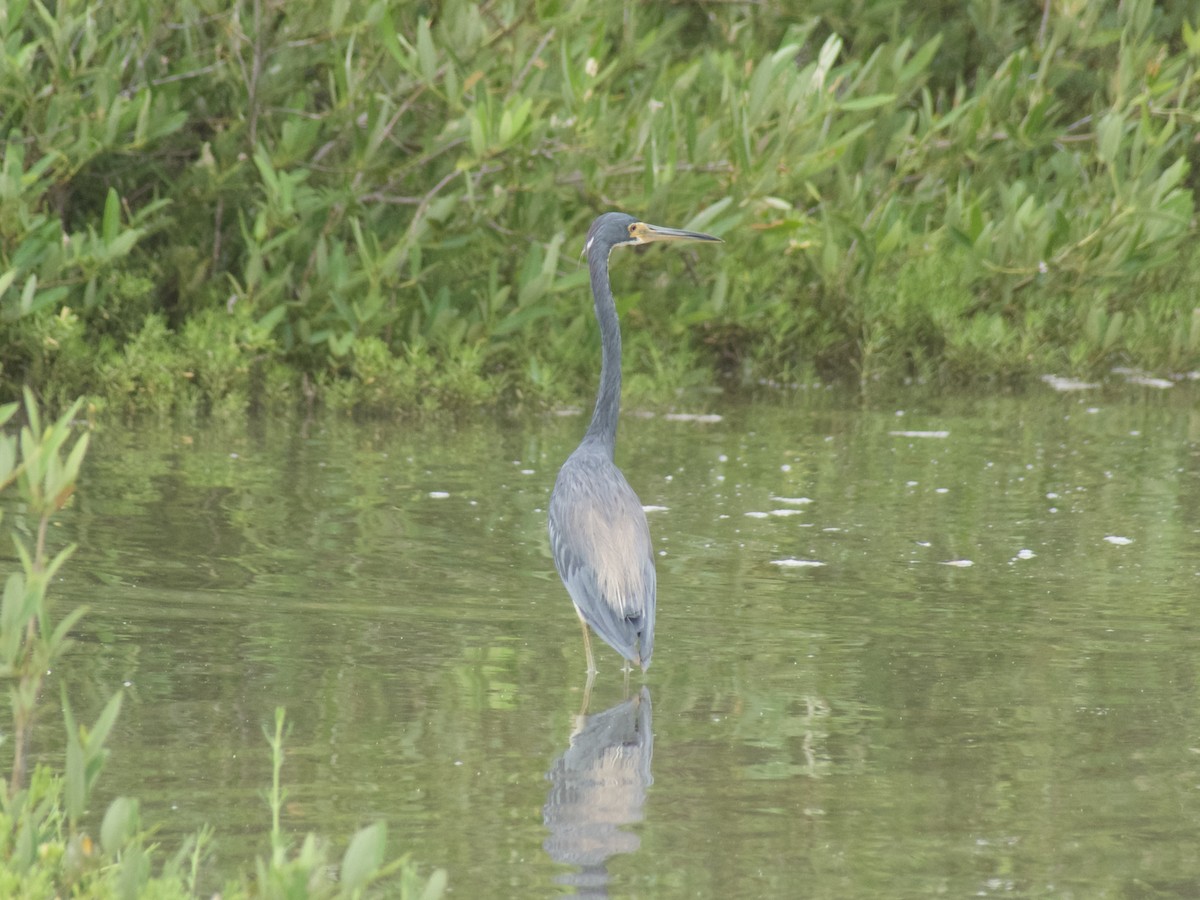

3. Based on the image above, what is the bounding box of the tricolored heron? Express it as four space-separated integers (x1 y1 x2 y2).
548 212 721 676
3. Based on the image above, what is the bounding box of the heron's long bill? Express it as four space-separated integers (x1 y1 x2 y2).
630 221 722 245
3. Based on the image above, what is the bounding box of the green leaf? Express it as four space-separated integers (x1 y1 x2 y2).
1096 113 1123 166
1183 18 1200 54
416 17 436 83
85 691 124 753
102 230 139 260
19 274 38 315
899 34 942 82
491 304 554 336
0 431 16 483
468 109 487 158
839 94 896 111
340 821 387 895
0 573 29 665
21 387 40 437
47 599 87 649
375 9 410 70
419 868 448 900
812 33 843 88
100 796 140 855
0 269 17 300
133 88 153 144
256 304 287 334
687 197 733 233
62 432 90 487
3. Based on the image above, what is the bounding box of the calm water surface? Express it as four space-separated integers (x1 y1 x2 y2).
36 385 1200 896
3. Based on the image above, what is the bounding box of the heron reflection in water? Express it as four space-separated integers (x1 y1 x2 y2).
543 687 654 895
549 213 720 685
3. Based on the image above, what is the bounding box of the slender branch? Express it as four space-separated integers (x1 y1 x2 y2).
512 27 555 93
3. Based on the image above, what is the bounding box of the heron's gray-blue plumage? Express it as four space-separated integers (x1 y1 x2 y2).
550 444 656 668
549 212 718 674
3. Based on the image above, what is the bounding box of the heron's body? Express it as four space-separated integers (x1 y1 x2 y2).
550 441 657 669
548 212 719 676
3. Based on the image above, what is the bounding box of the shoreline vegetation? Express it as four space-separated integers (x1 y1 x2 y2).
2 0 1198 420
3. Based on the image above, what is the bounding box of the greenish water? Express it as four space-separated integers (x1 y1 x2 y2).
34 384 1200 896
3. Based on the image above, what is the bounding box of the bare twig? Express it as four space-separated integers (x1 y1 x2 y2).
512 27 555 93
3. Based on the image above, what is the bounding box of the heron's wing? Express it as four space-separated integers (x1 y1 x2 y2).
549 460 657 666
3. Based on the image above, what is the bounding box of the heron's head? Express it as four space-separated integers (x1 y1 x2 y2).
585 212 721 259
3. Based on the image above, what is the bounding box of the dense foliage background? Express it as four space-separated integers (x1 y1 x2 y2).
2 0 1198 415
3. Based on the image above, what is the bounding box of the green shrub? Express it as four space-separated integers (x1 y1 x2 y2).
2 0 1198 412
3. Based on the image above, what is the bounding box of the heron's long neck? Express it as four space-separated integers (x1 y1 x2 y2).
583 249 621 455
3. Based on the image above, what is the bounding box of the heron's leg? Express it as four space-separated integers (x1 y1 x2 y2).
580 669 595 715
575 608 596 675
